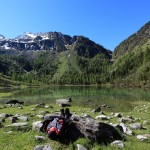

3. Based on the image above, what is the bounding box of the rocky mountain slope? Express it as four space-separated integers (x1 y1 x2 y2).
0 21 150 87
0 32 112 85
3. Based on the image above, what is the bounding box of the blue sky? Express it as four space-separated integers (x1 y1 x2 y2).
0 0 149 50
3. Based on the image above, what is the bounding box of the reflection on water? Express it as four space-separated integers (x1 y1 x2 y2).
0 86 150 112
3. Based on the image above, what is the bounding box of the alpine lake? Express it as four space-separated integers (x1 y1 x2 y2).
0 86 150 112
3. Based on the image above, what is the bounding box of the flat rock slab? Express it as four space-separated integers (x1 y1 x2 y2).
34 144 52 150
55 99 71 104
6 122 28 127
111 140 124 148
6 122 29 131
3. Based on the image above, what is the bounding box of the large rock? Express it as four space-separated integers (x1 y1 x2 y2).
69 115 122 144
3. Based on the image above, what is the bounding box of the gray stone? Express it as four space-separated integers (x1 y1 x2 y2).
111 140 124 148
35 103 45 108
137 135 148 141
6 122 28 127
17 116 28 121
4 131 13 134
143 120 150 125
35 136 46 141
118 117 133 123
129 123 142 130
92 106 101 112
56 99 72 107
95 115 110 120
32 121 43 131
113 113 122 118
55 99 71 104
36 115 44 119
45 105 50 109
70 115 122 144
9 117 18 123
0 113 11 118
77 144 87 150
34 144 52 150
119 123 133 135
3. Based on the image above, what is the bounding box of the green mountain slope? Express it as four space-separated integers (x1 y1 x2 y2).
111 21 150 87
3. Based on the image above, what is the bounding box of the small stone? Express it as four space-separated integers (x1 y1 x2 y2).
35 136 46 141
111 140 124 148
32 121 43 131
34 144 52 150
17 116 28 121
129 123 142 130
36 115 44 119
77 144 87 150
137 135 148 141
45 105 50 108
95 115 110 120
143 120 150 125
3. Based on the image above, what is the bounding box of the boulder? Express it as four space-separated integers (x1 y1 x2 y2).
70 115 122 144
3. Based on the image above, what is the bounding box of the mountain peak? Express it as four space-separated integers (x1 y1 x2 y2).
0 34 5 40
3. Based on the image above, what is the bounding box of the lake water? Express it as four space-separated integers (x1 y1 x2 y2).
0 86 150 112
